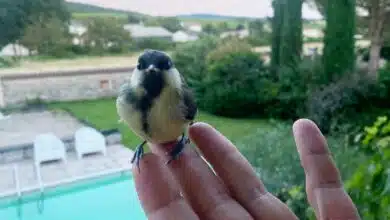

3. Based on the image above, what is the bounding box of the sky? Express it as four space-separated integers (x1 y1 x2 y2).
67 0 323 19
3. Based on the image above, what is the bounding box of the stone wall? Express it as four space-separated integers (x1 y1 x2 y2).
0 67 134 107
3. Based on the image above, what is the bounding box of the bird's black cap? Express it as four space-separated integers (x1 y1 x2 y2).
137 49 173 71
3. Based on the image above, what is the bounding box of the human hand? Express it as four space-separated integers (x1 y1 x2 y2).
132 119 360 220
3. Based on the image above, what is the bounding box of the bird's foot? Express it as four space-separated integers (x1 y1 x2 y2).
131 140 147 172
166 133 190 165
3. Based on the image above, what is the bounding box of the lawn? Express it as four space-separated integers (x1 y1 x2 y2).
48 98 275 149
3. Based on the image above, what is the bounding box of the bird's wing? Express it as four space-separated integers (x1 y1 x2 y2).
180 84 198 121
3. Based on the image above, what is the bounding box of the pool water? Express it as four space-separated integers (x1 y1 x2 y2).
0 172 147 220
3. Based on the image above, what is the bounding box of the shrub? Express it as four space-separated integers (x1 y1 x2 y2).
201 39 273 117
67 44 91 55
306 71 379 133
237 119 365 219
172 36 220 99
266 57 322 120
346 116 390 219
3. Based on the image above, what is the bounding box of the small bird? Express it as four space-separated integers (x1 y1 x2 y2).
116 49 197 170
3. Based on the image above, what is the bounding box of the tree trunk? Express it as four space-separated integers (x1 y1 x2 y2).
367 0 385 81
368 38 382 80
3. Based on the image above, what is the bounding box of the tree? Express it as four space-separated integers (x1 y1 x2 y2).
203 23 219 35
145 17 182 32
20 17 71 57
0 0 70 47
248 19 265 36
217 21 230 32
271 0 303 74
309 0 390 80
236 24 245 30
127 14 141 24
84 17 132 54
322 0 356 81
364 0 390 79
0 0 31 47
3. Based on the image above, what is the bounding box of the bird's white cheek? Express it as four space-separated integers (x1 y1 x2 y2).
166 68 182 90
130 69 143 88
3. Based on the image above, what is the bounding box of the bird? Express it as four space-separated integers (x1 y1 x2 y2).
116 49 198 171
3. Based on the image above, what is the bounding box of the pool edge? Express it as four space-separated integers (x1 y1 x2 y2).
0 165 134 200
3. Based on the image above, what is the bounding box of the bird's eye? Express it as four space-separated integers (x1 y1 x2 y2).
137 60 146 70
159 59 172 70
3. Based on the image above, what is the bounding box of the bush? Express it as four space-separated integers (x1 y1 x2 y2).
346 116 390 219
265 57 323 120
201 39 273 117
237 119 365 219
306 71 379 133
67 44 91 55
172 36 220 98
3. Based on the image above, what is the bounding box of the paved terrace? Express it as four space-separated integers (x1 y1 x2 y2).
0 110 134 198
0 145 134 198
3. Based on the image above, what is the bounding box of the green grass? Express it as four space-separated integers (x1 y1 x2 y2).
48 98 273 149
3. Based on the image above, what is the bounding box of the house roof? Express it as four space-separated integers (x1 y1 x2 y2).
123 24 173 38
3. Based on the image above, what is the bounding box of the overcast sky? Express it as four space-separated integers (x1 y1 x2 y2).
67 0 322 19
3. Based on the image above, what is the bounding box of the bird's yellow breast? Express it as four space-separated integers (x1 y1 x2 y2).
116 86 187 144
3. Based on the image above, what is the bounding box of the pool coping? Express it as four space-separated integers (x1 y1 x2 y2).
0 164 133 199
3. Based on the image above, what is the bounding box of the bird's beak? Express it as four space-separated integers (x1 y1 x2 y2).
146 65 159 74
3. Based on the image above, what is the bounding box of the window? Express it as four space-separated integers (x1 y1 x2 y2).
100 80 110 89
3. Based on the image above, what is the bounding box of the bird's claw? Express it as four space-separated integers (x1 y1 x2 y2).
131 141 146 172
166 133 189 165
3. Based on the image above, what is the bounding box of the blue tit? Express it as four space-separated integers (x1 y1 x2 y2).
116 49 197 170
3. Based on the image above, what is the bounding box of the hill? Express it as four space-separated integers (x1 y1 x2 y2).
66 2 145 18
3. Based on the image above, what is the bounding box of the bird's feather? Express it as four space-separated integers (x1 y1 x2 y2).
181 85 197 121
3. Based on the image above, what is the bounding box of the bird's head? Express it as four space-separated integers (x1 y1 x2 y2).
137 49 174 76
131 49 182 91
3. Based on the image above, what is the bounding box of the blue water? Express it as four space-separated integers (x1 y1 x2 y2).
0 172 147 220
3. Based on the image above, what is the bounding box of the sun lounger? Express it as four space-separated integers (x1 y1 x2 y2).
74 127 107 159
33 133 67 167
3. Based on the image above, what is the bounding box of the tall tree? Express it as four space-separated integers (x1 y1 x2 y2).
322 0 356 81
84 17 132 54
0 0 70 47
364 0 390 79
309 0 390 80
271 0 303 74
20 17 71 56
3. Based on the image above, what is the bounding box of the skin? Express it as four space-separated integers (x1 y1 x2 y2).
132 119 361 220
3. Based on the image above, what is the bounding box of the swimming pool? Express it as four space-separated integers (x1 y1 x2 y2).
0 172 147 220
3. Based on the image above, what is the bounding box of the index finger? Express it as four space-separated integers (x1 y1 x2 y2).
292 119 360 220
132 153 200 220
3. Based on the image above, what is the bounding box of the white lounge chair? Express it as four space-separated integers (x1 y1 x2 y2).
74 127 107 159
33 133 67 167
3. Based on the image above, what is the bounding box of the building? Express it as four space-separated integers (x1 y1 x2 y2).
172 30 198 42
68 20 87 45
181 22 202 33
123 24 173 40
0 44 30 57
220 29 250 39
303 28 323 39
